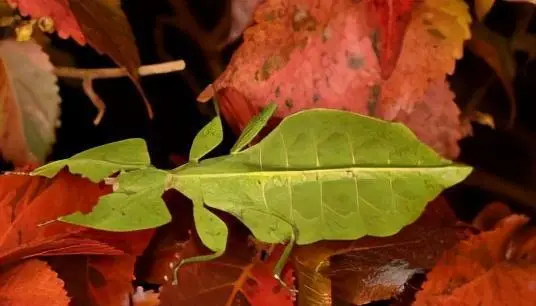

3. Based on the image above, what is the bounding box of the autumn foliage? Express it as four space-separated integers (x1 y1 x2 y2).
0 0 536 305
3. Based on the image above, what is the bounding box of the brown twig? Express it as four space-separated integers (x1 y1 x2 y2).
53 60 186 125
54 59 186 79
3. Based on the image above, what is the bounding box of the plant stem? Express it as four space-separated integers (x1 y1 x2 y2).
54 59 186 79
52 60 186 125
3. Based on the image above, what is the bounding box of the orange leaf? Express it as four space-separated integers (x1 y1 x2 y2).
0 259 70 306
414 214 536 306
47 255 136 306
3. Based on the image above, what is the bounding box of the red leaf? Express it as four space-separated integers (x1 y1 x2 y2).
0 171 109 264
7 0 85 44
213 0 471 158
47 255 136 306
0 171 155 265
365 0 417 79
0 259 70 306
414 215 536 306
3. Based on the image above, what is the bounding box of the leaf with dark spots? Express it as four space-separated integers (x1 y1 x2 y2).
291 196 468 305
214 0 471 158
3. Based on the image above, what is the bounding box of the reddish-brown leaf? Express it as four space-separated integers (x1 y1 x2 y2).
0 171 155 265
0 259 70 306
213 0 471 158
365 0 417 79
291 196 468 305
67 0 141 78
47 255 136 306
414 214 536 306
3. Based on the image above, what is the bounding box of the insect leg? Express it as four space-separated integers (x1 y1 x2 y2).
273 229 298 293
172 203 228 285
172 250 225 285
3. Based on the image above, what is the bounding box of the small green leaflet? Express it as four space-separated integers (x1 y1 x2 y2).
189 116 224 162
230 103 277 153
32 138 150 182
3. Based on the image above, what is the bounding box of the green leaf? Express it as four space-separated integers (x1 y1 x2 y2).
168 109 472 245
59 168 170 231
189 115 224 162
230 103 277 154
32 138 150 182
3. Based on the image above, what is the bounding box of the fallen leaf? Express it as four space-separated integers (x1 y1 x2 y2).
365 0 416 79
47 255 136 306
0 38 60 166
0 170 155 266
213 0 471 158
291 196 468 305
414 214 536 306
0 259 70 306
143 191 294 306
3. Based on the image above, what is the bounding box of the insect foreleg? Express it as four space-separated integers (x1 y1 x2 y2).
172 250 225 285
273 228 298 294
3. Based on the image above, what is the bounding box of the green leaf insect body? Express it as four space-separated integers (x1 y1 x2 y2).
32 105 473 289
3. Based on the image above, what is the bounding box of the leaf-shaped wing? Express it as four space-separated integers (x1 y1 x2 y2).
32 138 150 182
189 115 224 162
231 103 277 154
169 109 472 245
